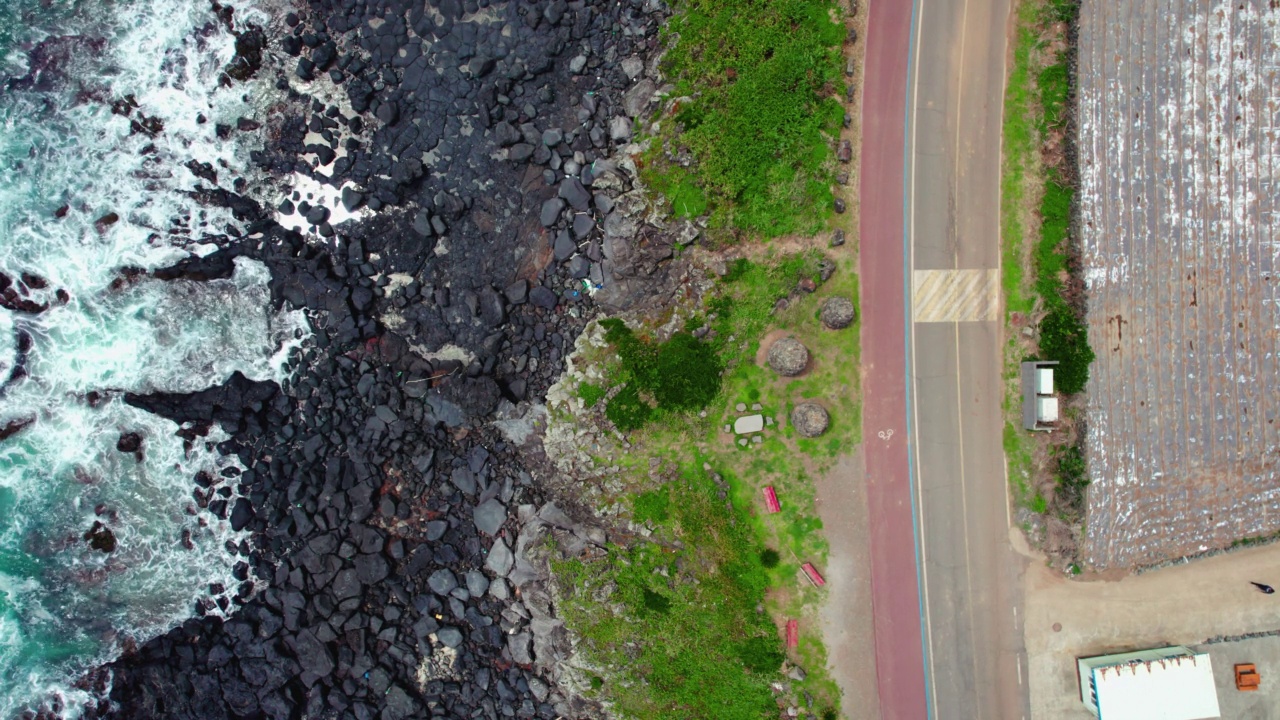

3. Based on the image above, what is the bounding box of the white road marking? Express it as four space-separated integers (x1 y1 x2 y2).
953 321 985 716
912 268 1000 321
906 0 939 716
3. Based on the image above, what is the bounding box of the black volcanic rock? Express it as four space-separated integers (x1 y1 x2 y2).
76 0 674 717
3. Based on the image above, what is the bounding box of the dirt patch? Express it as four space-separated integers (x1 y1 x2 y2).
756 329 791 366
814 448 880 719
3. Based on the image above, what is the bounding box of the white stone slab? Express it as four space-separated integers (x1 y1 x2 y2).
733 414 764 434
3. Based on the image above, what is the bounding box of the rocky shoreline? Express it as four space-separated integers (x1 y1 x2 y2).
17 0 695 718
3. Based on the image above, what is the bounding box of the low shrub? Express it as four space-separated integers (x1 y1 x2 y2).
599 318 723 430
1052 443 1089 514
759 548 780 568
606 384 653 432
1038 305 1094 394
1034 179 1072 300
643 588 673 614
652 332 721 410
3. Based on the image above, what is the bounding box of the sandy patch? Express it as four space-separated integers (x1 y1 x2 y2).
1025 540 1280 718
814 448 880 719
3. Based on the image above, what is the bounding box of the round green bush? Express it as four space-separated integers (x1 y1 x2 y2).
759 549 780 568
652 332 722 410
736 636 784 674
1038 306 1095 395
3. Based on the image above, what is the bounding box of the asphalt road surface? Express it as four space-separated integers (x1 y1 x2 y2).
906 0 1030 718
861 0 1030 717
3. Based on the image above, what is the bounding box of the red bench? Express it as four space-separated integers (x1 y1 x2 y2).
763 486 781 513
802 562 826 587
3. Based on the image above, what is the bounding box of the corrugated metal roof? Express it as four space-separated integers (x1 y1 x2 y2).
1094 654 1220 720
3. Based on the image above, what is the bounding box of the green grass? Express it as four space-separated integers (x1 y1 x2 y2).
634 489 672 524
1000 0 1094 515
1231 530 1280 549
1001 1 1092 380
710 253 824 363
1003 420 1034 504
1030 492 1048 514
1000 11 1037 316
553 462 786 720
643 0 847 237
578 381 607 408
1038 61 1071 132
552 251 857 719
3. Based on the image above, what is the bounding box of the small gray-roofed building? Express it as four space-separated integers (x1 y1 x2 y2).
1021 360 1059 432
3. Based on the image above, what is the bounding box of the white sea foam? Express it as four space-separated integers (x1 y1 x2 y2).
0 0 306 714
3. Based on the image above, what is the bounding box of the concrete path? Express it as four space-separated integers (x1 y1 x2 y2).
858 0 926 716
815 451 881 718
1026 542 1280 717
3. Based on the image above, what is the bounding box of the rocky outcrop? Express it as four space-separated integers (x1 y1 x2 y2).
791 403 830 438
820 296 857 329
767 337 810 376
68 0 678 718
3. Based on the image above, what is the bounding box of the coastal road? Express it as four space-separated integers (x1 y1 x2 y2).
861 0 1029 718
907 0 1028 717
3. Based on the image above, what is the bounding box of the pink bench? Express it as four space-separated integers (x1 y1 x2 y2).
763 486 781 513
802 562 826 587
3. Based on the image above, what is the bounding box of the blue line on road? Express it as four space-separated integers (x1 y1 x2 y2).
900 0 935 717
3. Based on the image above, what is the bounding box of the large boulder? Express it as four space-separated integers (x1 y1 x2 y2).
821 296 857 329
791 403 830 438
767 337 809 376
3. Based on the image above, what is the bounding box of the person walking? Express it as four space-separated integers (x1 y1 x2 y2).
1250 581 1275 594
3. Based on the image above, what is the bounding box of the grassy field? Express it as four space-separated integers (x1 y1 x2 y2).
999 0 1088 515
553 460 784 720
551 250 859 719
642 0 848 238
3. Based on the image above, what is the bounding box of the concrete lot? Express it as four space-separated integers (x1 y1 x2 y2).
1024 540 1280 717
1197 634 1280 720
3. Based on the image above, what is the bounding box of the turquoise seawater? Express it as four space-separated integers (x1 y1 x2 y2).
0 0 304 714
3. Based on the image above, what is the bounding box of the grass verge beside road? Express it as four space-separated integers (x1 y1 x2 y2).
549 250 858 719
641 0 848 238
999 0 1092 560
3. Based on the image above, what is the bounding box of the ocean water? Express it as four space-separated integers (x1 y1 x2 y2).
0 0 305 715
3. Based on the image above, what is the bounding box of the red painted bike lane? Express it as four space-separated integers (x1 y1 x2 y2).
858 0 928 718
